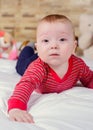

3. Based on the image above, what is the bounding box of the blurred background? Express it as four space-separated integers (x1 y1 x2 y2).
0 0 93 42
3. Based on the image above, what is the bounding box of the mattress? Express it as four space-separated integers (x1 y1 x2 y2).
0 57 93 130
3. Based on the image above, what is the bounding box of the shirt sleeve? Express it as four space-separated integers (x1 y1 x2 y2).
8 59 46 111
80 60 93 88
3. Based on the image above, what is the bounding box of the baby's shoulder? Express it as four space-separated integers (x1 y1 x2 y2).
29 58 48 71
71 55 86 67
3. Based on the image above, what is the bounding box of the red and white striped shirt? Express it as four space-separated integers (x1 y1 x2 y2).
8 55 93 111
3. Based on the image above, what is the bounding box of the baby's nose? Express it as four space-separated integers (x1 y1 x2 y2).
51 42 58 49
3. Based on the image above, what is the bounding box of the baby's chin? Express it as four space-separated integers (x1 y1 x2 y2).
46 60 62 67
39 57 61 66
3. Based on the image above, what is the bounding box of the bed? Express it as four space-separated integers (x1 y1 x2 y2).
0 57 93 130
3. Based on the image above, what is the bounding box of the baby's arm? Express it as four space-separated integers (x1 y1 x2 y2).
9 109 34 123
80 61 93 88
8 59 45 123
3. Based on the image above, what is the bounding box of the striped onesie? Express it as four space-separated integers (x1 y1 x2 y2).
8 55 93 111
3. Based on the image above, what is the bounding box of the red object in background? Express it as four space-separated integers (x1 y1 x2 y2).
0 31 5 37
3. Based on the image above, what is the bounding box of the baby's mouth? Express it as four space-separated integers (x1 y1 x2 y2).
50 53 59 56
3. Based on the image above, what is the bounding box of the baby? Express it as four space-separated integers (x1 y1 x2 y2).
8 14 93 123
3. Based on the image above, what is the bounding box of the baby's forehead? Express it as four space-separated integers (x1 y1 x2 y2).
37 20 73 30
37 21 75 39
37 21 73 33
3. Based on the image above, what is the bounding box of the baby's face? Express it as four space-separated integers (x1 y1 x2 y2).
36 21 76 67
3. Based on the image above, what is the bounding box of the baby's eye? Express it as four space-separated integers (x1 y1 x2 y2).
60 38 66 41
42 39 49 43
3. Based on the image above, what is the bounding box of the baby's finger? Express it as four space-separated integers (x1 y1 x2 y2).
22 113 35 123
9 116 16 121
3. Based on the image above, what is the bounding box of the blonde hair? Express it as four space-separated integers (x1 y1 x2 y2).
38 14 75 38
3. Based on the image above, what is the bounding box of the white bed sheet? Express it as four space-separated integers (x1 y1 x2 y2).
0 58 93 130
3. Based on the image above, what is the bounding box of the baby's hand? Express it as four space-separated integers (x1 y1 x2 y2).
9 109 34 123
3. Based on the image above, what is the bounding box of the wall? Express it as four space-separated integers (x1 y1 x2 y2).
0 0 93 42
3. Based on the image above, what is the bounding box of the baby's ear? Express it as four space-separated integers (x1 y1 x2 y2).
75 40 78 47
74 40 78 54
75 36 78 47
34 43 37 50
